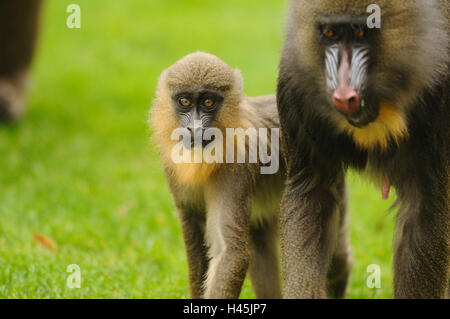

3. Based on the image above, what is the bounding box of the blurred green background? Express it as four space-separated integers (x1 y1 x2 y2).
0 0 395 298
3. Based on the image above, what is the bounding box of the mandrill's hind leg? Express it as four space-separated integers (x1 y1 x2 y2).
249 217 282 299
447 279 450 298
327 177 352 299
0 0 43 121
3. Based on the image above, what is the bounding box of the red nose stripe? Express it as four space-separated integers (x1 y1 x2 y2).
332 48 360 116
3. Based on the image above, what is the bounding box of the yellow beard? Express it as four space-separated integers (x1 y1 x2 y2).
160 143 220 185
171 160 218 185
336 102 409 150
161 125 250 185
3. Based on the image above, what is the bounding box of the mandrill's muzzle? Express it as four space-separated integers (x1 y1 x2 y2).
184 127 216 148
326 44 377 127
332 47 360 117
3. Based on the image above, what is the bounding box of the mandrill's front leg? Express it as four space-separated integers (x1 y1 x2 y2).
393 178 450 299
178 207 209 299
203 168 252 299
280 171 343 299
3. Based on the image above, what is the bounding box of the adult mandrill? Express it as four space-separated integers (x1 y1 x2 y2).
150 52 284 298
277 0 449 298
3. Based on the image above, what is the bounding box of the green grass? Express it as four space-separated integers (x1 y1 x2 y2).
0 0 396 298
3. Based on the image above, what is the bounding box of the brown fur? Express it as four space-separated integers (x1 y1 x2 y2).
150 52 284 298
278 0 449 298
0 0 43 121
288 0 448 150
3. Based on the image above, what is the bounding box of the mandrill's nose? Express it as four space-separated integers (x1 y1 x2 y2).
187 126 205 147
333 87 360 116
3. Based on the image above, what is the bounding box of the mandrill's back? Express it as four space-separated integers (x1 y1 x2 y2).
241 94 280 130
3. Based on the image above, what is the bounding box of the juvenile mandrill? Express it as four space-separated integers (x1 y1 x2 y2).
150 52 285 298
277 0 449 298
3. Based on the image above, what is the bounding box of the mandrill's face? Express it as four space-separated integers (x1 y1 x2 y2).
288 0 448 149
318 16 380 128
171 85 225 148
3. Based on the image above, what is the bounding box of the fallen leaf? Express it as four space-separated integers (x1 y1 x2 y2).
33 233 57 250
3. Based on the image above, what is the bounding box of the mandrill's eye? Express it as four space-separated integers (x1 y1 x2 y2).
323 28 335 38
354 27 365 38
203 98 215 108
178 97 191 107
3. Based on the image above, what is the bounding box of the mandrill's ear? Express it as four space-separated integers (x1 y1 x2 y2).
233 69 244 92
156 70 167 89
228 68 245 104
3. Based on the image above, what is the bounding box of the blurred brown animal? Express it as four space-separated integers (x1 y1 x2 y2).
0 0 43 121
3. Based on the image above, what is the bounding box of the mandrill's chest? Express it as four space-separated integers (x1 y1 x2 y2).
359 140 420 201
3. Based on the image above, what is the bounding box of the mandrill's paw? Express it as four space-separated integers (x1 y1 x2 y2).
0 77 26 123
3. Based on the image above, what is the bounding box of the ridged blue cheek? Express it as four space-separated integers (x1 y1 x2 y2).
325 44 340 92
